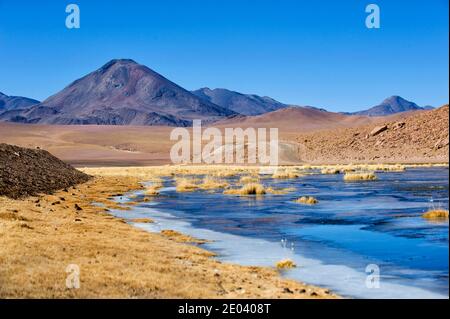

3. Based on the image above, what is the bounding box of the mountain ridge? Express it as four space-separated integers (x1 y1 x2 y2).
0 92 40 112
0 59 235 126
348 95 432 116
0 59 439 125
191 87 286 115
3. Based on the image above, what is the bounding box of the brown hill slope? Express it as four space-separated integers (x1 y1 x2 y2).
296 105 449 164
0 143 90 198
216 106 404 132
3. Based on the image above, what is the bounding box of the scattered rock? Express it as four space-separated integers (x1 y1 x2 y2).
283 287 294 294
370 125 388 137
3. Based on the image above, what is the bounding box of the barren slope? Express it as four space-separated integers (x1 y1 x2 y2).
295 105 449 164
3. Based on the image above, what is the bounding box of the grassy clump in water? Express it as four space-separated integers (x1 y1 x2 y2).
295 196 319 205
422 209 449 220
199 177 229 190
175 178 200 192
276 259 297 269
343 172 377 181
321 168 341 174
272 169 302 179
239 175 260 184
224 183 266 196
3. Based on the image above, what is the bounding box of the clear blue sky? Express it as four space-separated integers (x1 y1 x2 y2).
0 0 448 112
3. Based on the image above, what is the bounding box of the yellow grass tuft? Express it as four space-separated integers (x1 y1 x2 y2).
272 170 301 179
343 172 377 181
422 209 449 220
199 177 229 190
321 168 341 174
213 170 238 178
175 178 199 192
276 259 297 269
224 183 266 196
295 196 319 205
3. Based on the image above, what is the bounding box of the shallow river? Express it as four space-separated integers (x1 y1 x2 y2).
113 167 449 299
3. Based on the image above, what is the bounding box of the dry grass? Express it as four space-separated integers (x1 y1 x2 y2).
239 175 260 184
375 164 406 172
145 181 163 195
295 196 319 205
213 170 239 178
130 218 154 223
422 209 449 220
224 183 266 196
160 229 209 244
343 172 377 181
276 259 297 270
321 168 341 174
272 170 301 179
80 164 437 182
199 177 230 190
175 178 200 192
0 175 337 299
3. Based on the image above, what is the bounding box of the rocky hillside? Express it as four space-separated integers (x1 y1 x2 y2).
0 59 235 126
296 105 449 164
0 143 90 199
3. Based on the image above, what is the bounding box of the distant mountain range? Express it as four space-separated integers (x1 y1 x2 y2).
347 96 434 116
191 88 286 116
0 59 438 126
0 59 235 126
0 92 40 112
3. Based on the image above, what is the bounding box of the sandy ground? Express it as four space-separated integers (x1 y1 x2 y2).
0 110 418 167
0 174 337 299
0 123 174 166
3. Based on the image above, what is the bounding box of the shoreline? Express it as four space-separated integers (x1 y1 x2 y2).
0 175 337 299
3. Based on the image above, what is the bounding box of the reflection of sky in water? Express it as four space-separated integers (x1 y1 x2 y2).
113 168 449 298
